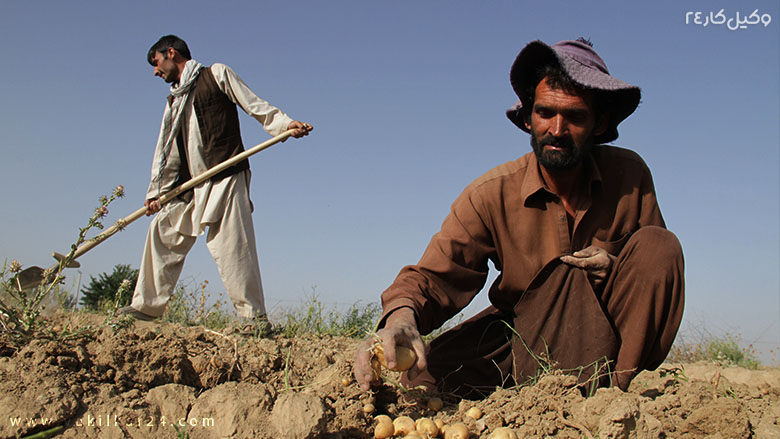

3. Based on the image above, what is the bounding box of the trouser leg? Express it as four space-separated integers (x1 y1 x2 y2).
131 206 196 318
403 261 620 399
205 181 266 319
601 226 685 389
401 306 516 399
508 259 620 390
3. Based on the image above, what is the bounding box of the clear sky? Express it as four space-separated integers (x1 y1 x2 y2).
1 1 778 362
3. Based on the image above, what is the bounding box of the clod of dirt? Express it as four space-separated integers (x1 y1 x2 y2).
597 394 640 439
146 383 197 419
270 392 327 439
188 381 275 438
0 382 79 438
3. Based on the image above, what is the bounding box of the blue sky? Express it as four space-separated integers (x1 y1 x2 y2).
1 1 778 362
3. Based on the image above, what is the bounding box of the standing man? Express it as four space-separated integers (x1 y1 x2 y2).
354 38 684 397
120 35 311 327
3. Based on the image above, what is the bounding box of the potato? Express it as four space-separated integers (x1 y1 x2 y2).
371 356 383 380
373 343 417 372
443 422 469 439
487 427 517 439
465 407 482 420
416 418 440 437
427 397 444 412
374 414 393 425
363 403 376 414
374 421 394 439
341 376 351 386
393 416 416 436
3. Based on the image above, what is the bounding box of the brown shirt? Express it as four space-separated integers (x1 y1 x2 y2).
380 144 666 335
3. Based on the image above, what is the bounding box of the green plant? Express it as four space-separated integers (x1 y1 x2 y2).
162 280 236 330
659 366 689 383
0 186 125 343
172 424 190 439
668 328 761 369
277 288 380 338
706 335 761 369
80 264 138 311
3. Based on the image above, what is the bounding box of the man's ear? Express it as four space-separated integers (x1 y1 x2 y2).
166 47 177 60
594 113 610 137
523 112 532 131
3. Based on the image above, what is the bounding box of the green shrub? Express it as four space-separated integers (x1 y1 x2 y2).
79 264 138 311
162 280 236 330
668 330 761 369
705 335 761 369
278 290 380 338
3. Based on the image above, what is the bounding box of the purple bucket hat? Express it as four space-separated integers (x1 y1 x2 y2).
506 39 641 144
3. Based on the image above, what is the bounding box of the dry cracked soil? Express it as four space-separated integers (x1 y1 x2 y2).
1 312 778 439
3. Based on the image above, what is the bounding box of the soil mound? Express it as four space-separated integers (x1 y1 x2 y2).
1 313 778 438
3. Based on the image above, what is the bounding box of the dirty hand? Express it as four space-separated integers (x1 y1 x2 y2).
287 121 313 138
353 307 427 391
560 245 616 290
144 198 161 216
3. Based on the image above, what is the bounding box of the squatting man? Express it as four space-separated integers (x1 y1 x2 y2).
119 35 312 327
354 38 684 397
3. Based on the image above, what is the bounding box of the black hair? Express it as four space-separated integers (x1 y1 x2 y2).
147 35 192 65
522 63 611 121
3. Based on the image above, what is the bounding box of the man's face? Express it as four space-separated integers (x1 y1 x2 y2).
525 77 603 171
150 49 179 84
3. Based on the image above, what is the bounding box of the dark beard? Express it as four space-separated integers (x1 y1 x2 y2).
530 132 593 171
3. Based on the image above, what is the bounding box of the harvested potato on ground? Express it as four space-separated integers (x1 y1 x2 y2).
363 403 375 413
443 422 470 439
465 406 482 420
416 417 440 437
393 415 416 436
487 426 518 439
427 397 444 411
374 420 394 439
373 343 417 372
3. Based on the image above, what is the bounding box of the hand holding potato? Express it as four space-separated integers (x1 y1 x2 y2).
354 307 427 390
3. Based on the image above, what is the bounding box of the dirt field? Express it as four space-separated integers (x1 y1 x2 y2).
1 312 778 439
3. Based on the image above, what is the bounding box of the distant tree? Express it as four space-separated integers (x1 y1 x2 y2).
79 264 138 310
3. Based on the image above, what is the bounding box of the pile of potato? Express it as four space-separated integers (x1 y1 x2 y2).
366 344 518 439
371 412 518 439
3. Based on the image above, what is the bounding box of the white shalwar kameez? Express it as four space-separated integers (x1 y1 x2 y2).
131 63 293 319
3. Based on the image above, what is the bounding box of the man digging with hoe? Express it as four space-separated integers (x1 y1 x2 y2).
119 35 312 333
355 38 684 397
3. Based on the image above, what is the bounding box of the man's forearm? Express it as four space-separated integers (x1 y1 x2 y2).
384 306 417 329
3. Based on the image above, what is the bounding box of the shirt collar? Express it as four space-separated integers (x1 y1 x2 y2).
521 150 603 206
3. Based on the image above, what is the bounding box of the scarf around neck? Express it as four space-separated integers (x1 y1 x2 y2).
150 59 204 197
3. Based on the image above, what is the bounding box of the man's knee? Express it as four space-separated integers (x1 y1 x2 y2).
624 226 683 267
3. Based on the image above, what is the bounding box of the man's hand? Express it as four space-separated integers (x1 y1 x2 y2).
287 121 313 138
144 198 161 216
353 307 427 391
560 246 616 290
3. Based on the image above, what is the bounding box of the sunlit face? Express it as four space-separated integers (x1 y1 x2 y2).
150 49 179 84
525 77 604 171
